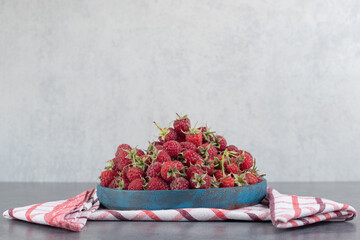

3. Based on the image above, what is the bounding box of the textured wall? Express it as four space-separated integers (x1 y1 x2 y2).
1 0 360 182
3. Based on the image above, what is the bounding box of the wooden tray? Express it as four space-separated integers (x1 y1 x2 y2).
97 178 267 210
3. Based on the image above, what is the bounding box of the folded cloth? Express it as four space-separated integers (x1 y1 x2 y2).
3 187 357 232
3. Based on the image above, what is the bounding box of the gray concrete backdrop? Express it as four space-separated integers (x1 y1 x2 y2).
1 0 360 182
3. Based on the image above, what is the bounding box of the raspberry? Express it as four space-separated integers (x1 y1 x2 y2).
147 177 169 190
154 122 178 143
186 166 204 179
198 143 218 159
161 128 178 143
196 159 214 176
122 165 130 181
185 127 202 147
245 173 258 185
128 178 144 190
146 162 162 178
226 145 238 152
155 150 171 163
100 114 265 192
136 148 145 156
183 150 202 166
198 127 207 133
115 144 132 157
215 135 227 151
161 161 183 182
108 176 129 190
163 140 181 158
140 154 152 165
173 114 191 138
214 170 224 180
115 156 132 172
220 176 235 188
226 163 240 175
200 126 216 143
155 145 164 151
180 141 197 152
170 177 190 190
239 151 253 170
100 170 117 187
114 148 139 171
190 173 211 189
126 167 145 182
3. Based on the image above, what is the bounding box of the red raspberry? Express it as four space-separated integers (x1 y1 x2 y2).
180 141 197 152
223 160 229 169
195 159 204 167
183 150 202 166
198 126 207 133
149 142 163 152
115 144 132 157
154 122 178 143
170 177 190 190
140 155 152 165
186 166 204 179
196 159 215 175
147 177 169 190
222 157 236 169
233 149 243 157
128 178 144 190
173 114 191 138
245 173 258 185
162 128 178 143
111 157 119 171
226 145 238 152
114 148 139 171
108 176 129 190
177 138 186 143
200 126 216 143
155 150 171 163
136 148 145 156
161 161 183 182
163 140 181 158
115 156 132 172
190 173 211 189
116 149 130 160
126 167 145 182
214 170 224 180
108 179 117 189
152 141 162 146
198 143 218 159
185 127 202 147
239 151 253 170
216 135 227 151
220 176 235 188
213 154 223 165
146 162 162 178
100 170 117 187
155 145 163 151
226 163 240 174
121 165 130 180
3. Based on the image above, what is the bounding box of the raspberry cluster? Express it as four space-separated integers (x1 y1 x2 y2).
100 114 265 190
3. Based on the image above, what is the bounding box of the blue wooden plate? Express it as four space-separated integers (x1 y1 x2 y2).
97 178 267 210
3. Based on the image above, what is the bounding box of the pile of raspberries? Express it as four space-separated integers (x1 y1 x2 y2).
100 114 265 190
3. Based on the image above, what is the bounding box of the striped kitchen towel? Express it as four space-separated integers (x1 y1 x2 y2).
3 187 357 232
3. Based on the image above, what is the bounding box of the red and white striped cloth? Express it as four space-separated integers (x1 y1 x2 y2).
3 187 357 232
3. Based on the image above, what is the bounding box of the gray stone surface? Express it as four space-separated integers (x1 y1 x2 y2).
1 1 360 182
1 182 359 240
